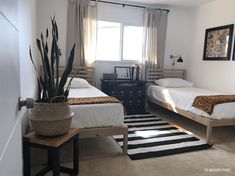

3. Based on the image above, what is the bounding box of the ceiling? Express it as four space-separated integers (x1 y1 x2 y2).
108 0 216 7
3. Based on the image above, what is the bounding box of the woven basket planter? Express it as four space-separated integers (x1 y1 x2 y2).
30 102 74 136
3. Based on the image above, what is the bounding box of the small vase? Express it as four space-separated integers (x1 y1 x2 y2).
136 66 140 80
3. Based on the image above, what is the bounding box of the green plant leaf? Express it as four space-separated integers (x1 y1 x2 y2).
45 43 48 53
64 70 79 93
39 76 47 102
46 28 49 38
29 47 43 90
50 37 56 96
57 44 75 96
64 89 69 100
55 40 60 91
54 19 59 40
41 33 53 99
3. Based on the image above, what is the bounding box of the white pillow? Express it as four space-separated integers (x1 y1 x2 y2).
65 77 91 88
154 78 193 88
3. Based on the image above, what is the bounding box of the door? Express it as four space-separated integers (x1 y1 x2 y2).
0 0 22 175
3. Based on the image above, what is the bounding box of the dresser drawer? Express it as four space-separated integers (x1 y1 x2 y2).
101 79 147 114
109 89 126 99
123 99 144 108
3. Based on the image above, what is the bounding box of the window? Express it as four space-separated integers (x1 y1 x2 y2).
96 20 143 62
96 21 121 61
123 25 143 61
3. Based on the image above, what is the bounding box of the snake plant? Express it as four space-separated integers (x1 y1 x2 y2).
30 17 76 103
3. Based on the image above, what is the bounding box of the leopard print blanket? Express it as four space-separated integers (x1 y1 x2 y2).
68 96 120 105
192 95 235 115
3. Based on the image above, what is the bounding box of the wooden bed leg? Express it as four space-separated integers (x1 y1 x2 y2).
206 122 212 145
122 127 128 154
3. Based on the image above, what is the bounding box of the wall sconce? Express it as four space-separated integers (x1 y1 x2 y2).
170 54 183 68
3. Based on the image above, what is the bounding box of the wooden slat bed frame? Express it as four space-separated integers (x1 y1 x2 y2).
146 68 235 144
58 66 96 86
60 66 128 154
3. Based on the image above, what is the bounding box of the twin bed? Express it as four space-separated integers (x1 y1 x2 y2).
146 69 235 144
63 66 128 154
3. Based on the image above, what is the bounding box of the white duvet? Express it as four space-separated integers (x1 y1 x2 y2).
147 85 235 119
68 86 124 128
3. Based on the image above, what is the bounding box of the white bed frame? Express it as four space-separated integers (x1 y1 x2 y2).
146 68 235 144
60 66 128 154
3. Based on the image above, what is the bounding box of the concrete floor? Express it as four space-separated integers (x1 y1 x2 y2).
32 105 235 176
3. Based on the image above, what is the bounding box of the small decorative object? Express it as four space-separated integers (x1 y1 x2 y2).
29 17 76 136
135 65 140 80
203 24 234 60
103 73 118 80
114 66 133 80
131 66 135 80
170 55 183 68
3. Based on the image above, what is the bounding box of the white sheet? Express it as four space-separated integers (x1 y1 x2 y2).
147 85 235 119
68 86 124 128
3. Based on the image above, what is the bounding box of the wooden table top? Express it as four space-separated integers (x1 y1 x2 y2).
24 128 80 147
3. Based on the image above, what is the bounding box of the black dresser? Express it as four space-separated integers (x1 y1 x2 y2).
101 79 147 115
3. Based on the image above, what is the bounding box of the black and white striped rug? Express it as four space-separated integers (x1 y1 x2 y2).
113 114 211 160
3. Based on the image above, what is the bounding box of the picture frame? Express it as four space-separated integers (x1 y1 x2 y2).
233 38 235 60
114 66 134 80
203 24 234 61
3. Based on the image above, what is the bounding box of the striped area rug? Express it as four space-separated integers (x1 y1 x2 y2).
113 114 211 160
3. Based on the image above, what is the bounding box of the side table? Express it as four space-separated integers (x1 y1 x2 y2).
23 128 80 176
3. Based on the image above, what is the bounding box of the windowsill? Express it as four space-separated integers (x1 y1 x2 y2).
95 60 142 64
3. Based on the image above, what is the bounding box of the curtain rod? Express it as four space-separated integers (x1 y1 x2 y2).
92 0 170 13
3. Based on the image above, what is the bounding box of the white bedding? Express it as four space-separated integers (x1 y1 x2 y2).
68 86 124 128
147 85 235 119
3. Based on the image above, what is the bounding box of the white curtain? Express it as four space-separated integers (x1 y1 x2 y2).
66 0 97 67
142 8 168 78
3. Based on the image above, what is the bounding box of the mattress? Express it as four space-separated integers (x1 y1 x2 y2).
68 86 124 128
147 85 235 119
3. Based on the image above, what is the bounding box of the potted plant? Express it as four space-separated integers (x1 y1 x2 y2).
29 17 76 136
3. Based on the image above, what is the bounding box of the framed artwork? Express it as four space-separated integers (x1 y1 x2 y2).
233 39 235 60
114 66 134 80
203 24 234 60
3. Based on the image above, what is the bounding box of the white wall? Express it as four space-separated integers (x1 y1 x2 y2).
36 0 68 65
164 6 195 70
98 2 144 26
187 0 235 93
